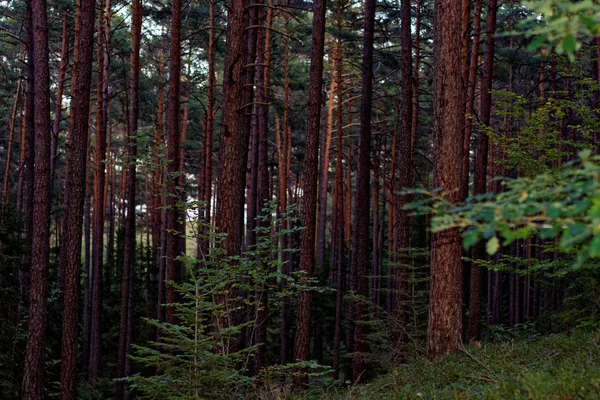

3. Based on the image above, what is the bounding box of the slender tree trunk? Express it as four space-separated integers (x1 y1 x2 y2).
469 0 496 342
394 0 413 361
154 47 166 330
165 0 182 326
117 0 141 396
253 0 273 371
82 117 93 376
16 84 29 211
200 0 216 259
427 0 464 357
317 72 335 269
55 0 95 394
22 0 52 396
50 12 69 195
2 75 22 205
89 0 108 382
292 0 327 387
332 34 345 379
411 0 421 169
350 0 376 382
461 0 482 200
279 12 292 364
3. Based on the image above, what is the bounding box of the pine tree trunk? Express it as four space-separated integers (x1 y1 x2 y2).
54 0 94 395
427 0 464 358
2 74 22 205
254 0 273 371
350 0 376 382
214 0 250 345
50 12 69 196
332 33 345 379
394 0 413 361
165 0 182 326
292 0 327 387
117 0 141 396
469 0 496 342
279 12 292 364
22 0 52 396
317 72 335 269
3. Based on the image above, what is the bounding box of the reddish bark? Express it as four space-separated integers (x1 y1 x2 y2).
292 0 327 387
427 0 464 358
22 0 52 396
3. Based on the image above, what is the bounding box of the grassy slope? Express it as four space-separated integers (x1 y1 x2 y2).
301 330 600 399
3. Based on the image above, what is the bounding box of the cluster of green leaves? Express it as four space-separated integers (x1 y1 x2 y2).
485 84 597 176
429 150 600 269
523 0 600 59
431 150 600 268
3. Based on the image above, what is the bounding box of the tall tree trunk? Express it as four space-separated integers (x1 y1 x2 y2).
292 0 327 387
22 0 52 396
2 74 22 205
394 0 413 361
254 0 273 371
461 0 482 200
117 0 141 396
332 33 345 380
279 12 292 365
427 0 464 357
154 47 166 329
317 71 335 269
89 0 108 382
200 0 216 259
50 12 69 195
81 132 93 374
214 0 250 348
469 0 496 342
165 0 182 326
350 0 376 382
56 0 95 394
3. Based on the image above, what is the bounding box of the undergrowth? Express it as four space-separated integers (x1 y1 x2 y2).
299 329 600 399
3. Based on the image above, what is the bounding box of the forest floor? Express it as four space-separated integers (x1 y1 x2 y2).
297 329 600 399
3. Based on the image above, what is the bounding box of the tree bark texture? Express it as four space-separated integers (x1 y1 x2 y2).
427 0 464 358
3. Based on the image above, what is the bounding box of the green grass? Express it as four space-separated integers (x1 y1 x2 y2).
300 329 600 399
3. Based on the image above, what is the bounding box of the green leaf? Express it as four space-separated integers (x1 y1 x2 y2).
579 148 593 160
589 235 600 258
486 236 500 255
463 229 480 249
528 34 548 51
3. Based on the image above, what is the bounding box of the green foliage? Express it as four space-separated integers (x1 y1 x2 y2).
484 85 597 176
522 0 600 60
429 151 600 270
127 202 330 399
